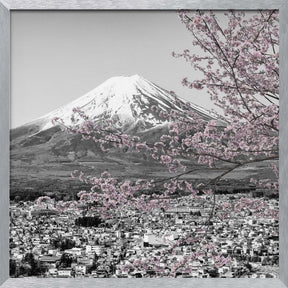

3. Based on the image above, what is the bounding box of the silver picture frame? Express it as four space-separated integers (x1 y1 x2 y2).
0 0 287 287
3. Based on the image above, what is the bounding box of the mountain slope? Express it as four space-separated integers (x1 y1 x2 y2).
10 75 221 197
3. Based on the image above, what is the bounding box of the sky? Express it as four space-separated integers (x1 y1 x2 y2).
11 11 219 128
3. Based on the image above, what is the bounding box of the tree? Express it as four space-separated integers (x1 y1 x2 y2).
9 259 17 277
75 216 103 227
52 237 76 251
170 9 279 222
19 253 38 276
58 253 73 268
38 10 279 277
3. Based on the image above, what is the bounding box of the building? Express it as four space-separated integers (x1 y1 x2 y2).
58 268 72 278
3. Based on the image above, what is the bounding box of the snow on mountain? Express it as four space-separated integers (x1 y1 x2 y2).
24 74 217 134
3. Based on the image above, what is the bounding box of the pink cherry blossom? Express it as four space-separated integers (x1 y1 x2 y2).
37 10 279 276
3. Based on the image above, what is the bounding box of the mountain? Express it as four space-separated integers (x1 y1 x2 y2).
12 75 216 137
10 75 224 199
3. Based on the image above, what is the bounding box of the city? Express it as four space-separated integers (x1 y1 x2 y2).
10 191 279 278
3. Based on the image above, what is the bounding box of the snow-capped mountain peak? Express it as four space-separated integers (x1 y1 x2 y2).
22 75 217 134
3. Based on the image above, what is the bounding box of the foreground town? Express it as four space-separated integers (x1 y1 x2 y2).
10 192 279 279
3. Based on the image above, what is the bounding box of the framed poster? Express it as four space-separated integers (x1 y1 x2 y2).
0 1 287 288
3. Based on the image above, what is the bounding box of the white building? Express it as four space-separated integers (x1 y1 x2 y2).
75 265 87 275
90 245 104 255
49 268 58 276
64 247 82 256
58 269 72 277
85 245 92 253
